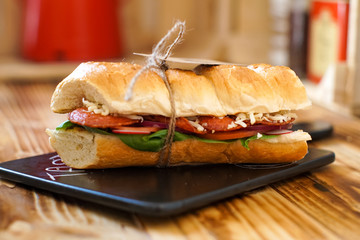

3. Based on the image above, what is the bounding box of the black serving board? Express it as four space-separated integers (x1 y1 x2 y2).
0 148 334 216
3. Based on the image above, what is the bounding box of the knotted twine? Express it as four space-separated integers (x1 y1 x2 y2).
124 21 186 167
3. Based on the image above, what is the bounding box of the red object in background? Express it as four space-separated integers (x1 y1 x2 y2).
22 0 122 61
307 0 349 84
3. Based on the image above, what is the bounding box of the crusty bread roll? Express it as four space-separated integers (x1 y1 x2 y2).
50 62 311 117
47 61 312 168
46 127 309 169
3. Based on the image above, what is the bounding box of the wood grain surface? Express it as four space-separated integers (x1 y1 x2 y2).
0 82 360 240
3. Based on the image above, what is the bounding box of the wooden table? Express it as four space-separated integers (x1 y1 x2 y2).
0 82 359 240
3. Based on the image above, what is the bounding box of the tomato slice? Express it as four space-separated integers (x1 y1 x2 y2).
200 130 259 140
112 126 161 135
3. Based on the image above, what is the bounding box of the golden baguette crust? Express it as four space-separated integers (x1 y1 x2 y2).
46 128 308 169
50 62 311 117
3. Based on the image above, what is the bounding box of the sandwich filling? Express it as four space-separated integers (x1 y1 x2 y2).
55 99 311 152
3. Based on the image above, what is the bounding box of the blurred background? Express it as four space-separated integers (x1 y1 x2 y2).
0 0 359 115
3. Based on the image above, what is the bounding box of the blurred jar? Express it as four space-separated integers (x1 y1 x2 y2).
307 0 349 83
22 0 122 62
289 0 309 79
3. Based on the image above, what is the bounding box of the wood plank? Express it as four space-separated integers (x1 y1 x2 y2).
0 184 150 239
1 82 360 239
230 190 338 239
272 174 360 239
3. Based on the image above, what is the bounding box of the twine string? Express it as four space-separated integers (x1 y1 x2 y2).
124 21 186 167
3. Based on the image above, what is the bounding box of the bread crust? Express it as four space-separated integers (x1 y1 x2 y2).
48 61 311 169
47 128 308 169
50 62 311 117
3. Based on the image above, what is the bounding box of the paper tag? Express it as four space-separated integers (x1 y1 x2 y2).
133 53 243 70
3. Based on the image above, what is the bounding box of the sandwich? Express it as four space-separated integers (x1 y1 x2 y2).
46 61 312 169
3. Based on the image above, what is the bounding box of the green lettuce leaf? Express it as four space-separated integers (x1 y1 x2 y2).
56 120 78 130
55 121 279 152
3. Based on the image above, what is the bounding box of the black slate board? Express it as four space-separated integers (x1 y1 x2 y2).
0 148 334 216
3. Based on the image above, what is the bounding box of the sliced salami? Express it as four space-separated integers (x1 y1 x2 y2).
68 108 139 128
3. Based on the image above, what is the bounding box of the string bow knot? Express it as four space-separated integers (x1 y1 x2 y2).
124 21 186 167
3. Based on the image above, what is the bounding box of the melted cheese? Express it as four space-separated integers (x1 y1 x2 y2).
82 98 298 133
227 121 238 129
82 98 109 116
188 120 205 132
235 111 297 125
82 98 143 121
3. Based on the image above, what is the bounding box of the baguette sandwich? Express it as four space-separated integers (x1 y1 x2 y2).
46 61 312 169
